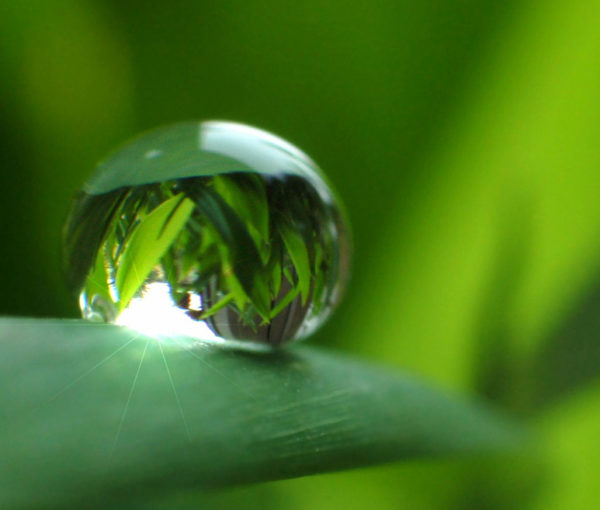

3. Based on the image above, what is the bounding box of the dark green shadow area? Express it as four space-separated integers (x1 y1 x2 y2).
0 318 522 509
472 191 534 411
527 268 600 411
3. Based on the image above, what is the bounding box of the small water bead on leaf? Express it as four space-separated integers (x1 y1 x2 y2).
63 121 350 347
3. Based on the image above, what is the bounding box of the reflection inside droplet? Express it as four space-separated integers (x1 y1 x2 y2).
115 282 219 342
64 121 350 348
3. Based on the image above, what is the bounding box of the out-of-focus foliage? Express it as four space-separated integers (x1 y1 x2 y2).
2 0 600 508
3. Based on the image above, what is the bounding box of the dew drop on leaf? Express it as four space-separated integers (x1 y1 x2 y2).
63 121 350 347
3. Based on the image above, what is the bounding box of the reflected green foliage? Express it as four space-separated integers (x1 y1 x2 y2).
114 193 194 309
66 169 343 345
3 0 600 508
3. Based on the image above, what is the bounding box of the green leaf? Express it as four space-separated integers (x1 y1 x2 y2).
222 267 251 312
115 194 195 308
187 185 271 320
213 173 270 260
200 293 235 319
0 318 522 510
268 284 301 321
311 243 326 315
82 241 112 305
63 189 128 293
279 225 311 304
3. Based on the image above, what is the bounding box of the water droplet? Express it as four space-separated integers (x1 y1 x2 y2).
63 121 350 347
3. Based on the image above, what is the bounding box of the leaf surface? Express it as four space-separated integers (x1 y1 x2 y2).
0 318 522 510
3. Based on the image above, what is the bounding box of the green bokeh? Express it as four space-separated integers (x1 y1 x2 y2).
2 0 600 508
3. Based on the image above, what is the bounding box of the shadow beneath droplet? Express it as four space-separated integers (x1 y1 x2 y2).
200 342 305 370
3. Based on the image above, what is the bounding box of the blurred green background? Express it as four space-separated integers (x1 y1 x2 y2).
2 0 600 508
